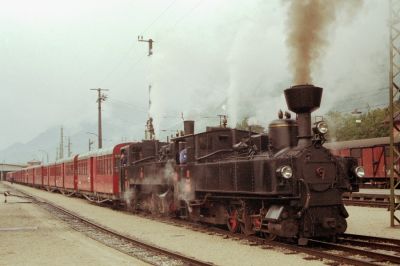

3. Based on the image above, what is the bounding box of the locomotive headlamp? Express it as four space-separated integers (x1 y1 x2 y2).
277 165 293 179
316 121 328 134
354 166 365 178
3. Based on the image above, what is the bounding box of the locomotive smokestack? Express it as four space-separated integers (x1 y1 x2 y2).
184 120 195 135
284 84 322 147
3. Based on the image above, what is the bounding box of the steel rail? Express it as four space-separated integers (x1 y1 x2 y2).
309 239 400 265
342 233 400 246
47 203 214 266
6 186 213 266
343 199 389 208
6 183 398 266
338 238 400 253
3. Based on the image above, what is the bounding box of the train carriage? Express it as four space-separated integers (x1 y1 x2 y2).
48 163 58 188
62 155 78 191
22 169 27 184
77 152 94 193
42 165 49 187
6 172 12 182
93 143 129 197
15 170 21 183
325 136 400 187
34 166 43 187
54 161 63 189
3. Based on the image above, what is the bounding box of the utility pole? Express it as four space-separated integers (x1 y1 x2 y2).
59 126 64 159
139 35 155 140
89 139 94 151
90 88 109 149
388 0 400 227
67 137 72 157
56 147 59 161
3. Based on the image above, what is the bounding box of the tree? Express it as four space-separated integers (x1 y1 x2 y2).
324 108 389 141
236 117 265 133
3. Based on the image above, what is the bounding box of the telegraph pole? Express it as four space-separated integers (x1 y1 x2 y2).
90 88 109 149
38 150 49 163
139 36 155 140
67 137 72 157
88 139 94 151
59 126 64 159
388 0 400 227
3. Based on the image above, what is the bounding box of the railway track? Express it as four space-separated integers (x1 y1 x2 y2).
343 199 390 208
308 238 400 266
137 212 400 266
4 186 213 266
5 184 400 266
342 192 398 208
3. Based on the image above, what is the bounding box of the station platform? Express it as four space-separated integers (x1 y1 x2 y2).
357 189 400 195
0 183 146 266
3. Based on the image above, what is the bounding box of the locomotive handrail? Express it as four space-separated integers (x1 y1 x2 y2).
130 156 155 165
196 149 233 161
297 179 311 218
188 193 211 207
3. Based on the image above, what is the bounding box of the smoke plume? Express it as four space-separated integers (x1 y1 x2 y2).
286 0 362 84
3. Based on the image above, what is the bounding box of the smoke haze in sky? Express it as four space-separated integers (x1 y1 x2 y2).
0 0 389 161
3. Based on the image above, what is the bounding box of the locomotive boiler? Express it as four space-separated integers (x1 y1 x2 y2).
122 84 362 244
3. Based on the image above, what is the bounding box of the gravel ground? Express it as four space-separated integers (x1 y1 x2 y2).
346 205 400 238
0 183 148 266
4 182 399 266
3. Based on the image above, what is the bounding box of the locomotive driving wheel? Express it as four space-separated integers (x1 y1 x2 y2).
226 207 240 233
261 231 277 241
149 193 162 215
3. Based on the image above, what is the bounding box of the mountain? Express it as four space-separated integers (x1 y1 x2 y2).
0 118 146 165
0 127 59 164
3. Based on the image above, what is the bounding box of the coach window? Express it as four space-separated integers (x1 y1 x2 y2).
350 148 361 158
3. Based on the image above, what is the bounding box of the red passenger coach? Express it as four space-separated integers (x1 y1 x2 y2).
54 162 63 189
34 166 43 187
6 172 12 182
15 170 21 183
42 166 49 187
93 143 128 197
48 164 57 188
77 152 94 193
28 167 36 185
63 155 78 191
22 169 28 184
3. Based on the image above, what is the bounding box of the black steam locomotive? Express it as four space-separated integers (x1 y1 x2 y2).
121 84 362 244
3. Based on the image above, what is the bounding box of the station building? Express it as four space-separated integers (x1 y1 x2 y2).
0 163 26 181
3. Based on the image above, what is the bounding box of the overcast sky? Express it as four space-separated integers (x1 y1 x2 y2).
0 0 389 151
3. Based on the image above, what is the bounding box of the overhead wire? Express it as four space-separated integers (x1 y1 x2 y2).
167 0 204 31
139 0 180 37
98 0 180 85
